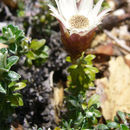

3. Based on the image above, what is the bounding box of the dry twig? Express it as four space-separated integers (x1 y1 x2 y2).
104 30 130 53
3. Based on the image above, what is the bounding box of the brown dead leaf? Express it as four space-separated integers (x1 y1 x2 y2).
86 44 114 63
11 122 23 130
52 81 64 124
107 0 127 9
95 44 114 56
111 25 130 41
96 56 130 120
2 0 17 8
0 43 8 49
125 54 130 67
91 34 107 47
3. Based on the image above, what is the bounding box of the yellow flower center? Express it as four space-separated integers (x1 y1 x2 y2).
69 15 89 29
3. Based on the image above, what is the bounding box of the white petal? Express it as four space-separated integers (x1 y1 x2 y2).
48 4 67 28
58 0 77 20
92 0 104 16
48 4 58 15
78 0 93 16
51 13 69 28
97 8 111 20
93 8 111 26
87 12 96 26
55 0 63 17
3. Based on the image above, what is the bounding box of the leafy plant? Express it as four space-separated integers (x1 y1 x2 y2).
0 24 25 54
96 111 129 130
25 39 48 66
58 54 99 129
0 48 26 130
17 0 25 17
66 53 98 94
0 24 48 66
55 54 129 130
57 54 130 130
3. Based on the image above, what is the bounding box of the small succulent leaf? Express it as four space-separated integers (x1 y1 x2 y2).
1 24 25 54
66 56 72 63
107 122 120 128
54 127 61 130
69 65 78 69
120 124 129 130
0 53 5 68
68 99 78 107
92 116 98 125
9 93 23 107
6 56 19 70
88 94 100 108
0 83 6 94
38 128 43 130
85 54 96 61
114 115 119 122
93 109 102 117
81 103 87 110
14 82 26 91
43 45 49 52
30 39 46 51
85 111 93 118
39 51 48 59
117 111 127 125
9 43 17 54
6 71 21 81
26 51 37 60
96 124 109 129
0 37 7 43
0 49 8 68
8 81 16 88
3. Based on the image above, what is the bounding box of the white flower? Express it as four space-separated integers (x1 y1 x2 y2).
48 0 111 34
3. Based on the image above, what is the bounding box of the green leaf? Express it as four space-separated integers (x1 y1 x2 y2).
128 114 130 119
114 115 119 122
1 24 25 54
26 51 37 60
107 122 119 128
6 71 21 81
2 24 24 43
0 53 5 68
96 124 108 130
6 56 19 70
75 112 84 126
0 37 7 43
54 127 61 130
30 39 46 51
27 58 32 65
88 94 100 108
14 82 26 91
66 56 72 63
9 43 17 54
93 109 102 117
39 51 48 59
0 83 6 94
8 81 16 88
0 49 7 68
69 64 78 69
85 111 93 118
81 103 87 110
9 93 23 106
85 54 95 61
117 111 127 125
68 99 78 107
92 116 98 125
120 124 129 130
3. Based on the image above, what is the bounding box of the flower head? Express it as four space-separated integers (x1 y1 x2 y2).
49 0 111 59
